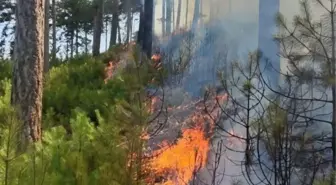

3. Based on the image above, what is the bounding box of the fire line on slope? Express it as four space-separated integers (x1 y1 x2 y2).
143 90 228 185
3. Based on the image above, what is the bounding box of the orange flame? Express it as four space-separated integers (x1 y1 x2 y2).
149 126 210 185
144 93 228 185
104 61 117 84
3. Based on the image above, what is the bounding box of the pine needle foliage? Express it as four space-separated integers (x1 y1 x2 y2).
0 45 155 185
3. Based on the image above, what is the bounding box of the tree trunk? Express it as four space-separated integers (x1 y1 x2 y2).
66 40 69 60
70 31 74 58
125 0 131 43
152 0 155 32
331 85 336 170
192 0 200 28
330 0 336 175
161 0 166 36
105 17 108 50
130 12 133 41
137 4 144 45
12 0 44 149
143 0 153 57
75 29 79 55
172 0 175 31
92 0 103 56
109 12 118 48
117 23 121 44
44 0 49 72
175 0 181 29
51 0 56 61
165 0 172 34
199 0 203 25
185 0 189 27
85 31 88 53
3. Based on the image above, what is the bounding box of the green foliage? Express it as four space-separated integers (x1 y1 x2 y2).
43 46 160 129
242 80 253 94
0 107 142 185
43 55 126 128
0 60 12 80
0 79 13 127
0 46 154 184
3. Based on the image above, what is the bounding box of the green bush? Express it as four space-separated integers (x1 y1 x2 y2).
43 55 128 128
0 47 156 185
0 106 144 185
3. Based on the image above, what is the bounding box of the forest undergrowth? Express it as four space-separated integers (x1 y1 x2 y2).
0 44 159 185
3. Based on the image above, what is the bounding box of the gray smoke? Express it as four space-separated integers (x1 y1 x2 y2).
151 0 333 184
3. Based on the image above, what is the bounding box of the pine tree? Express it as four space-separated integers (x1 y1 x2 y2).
12 0 45 149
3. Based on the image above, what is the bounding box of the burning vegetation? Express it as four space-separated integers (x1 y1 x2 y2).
101 44 234 185
141 89 228 185
104 61 117 84
148 126 210 185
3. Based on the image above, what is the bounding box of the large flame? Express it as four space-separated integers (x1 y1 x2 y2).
149 125 210 185
145 92 228 185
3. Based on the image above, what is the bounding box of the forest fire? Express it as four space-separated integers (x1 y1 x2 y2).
149 126 210 185
144 90 228 185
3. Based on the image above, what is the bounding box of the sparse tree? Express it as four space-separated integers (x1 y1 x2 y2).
269 0 336 181
212 52 324 185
